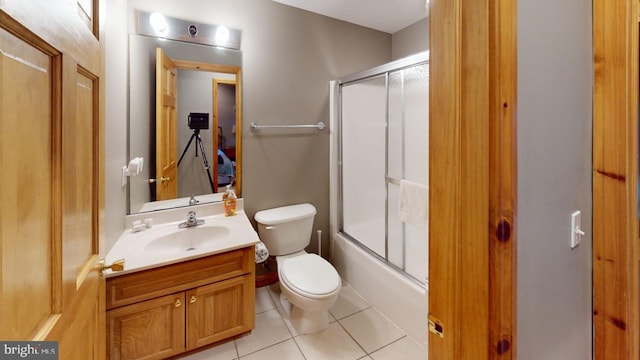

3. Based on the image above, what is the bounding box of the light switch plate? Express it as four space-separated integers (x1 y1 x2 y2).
570 210 582 249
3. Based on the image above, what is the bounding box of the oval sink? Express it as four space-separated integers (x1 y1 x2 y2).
144 224 232 255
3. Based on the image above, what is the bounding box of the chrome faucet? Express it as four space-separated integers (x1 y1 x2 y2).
179 210 204 228
189 194 199 206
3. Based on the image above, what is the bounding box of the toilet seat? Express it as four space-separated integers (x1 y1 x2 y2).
280 254 341 299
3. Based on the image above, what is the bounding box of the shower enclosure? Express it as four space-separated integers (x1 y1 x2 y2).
330 52 429 344
339 52 428 284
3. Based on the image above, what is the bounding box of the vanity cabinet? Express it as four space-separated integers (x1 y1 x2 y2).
106 293 186 359
106 247 255 360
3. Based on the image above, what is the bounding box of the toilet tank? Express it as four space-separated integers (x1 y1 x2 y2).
254 203 316 256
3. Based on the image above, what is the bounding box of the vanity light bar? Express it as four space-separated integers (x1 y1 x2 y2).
136 10 241 50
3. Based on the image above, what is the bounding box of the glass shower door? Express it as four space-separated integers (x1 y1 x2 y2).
341 74 387 258
387 63 429 282
339 57 429 285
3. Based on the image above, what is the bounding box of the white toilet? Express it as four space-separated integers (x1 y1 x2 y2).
254 203 341 334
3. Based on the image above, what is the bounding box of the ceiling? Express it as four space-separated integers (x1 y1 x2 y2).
272 0 429 34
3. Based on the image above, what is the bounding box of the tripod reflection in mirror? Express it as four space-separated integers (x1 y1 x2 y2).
178 112 214 193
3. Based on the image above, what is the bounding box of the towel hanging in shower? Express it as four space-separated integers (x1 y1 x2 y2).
398 179 428 230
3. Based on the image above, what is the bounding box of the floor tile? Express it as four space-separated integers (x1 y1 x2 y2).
329 283 371 320
235 309 292 357
294 322 366 360
181 284 422 360
275 305 301 337
370 336 427 360
339 307 405 353
239 339 304 360
179 339 237 360
266 283 282 307
255 286 275 313
275 296 337 337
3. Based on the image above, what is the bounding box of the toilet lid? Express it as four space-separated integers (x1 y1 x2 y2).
280 254 341 296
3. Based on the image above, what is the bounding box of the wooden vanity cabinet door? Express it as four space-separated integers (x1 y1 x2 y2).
107 293 186 360
186 274 255 349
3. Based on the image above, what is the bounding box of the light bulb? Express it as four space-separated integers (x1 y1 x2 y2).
215 26 230 46
149 12 168 35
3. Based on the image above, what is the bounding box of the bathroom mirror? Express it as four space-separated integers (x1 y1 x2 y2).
128 33 242 214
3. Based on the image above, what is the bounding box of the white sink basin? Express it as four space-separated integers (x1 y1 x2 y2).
144 224 232 255
105 208 260 277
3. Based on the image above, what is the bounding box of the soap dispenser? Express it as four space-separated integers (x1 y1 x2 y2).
222 185 237 216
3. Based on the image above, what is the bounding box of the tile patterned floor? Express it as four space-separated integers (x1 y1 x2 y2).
180 283 427 360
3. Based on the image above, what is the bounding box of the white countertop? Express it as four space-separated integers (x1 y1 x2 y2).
105 207 259 277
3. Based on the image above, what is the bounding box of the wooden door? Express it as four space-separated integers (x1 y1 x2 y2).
155 47 178 200
106 293 186 360
0 1 105 359
186 275 254 349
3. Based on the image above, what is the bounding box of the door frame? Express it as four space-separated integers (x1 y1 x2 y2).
592 0 639 358
212 78 237 193
172 60 242 197
428 0 517 358
431 0 640 357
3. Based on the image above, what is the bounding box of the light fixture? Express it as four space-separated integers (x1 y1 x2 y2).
149 12 168 36
138 11 242 50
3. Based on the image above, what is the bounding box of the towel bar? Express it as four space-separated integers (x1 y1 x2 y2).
249 121 326 132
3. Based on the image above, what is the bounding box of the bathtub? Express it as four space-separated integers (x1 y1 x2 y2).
331 232 428 347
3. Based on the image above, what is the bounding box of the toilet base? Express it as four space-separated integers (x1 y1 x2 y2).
280 293 330 334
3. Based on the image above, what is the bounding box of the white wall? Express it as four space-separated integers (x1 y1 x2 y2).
104 0 129 251
391 17 429 60
517 0 592 358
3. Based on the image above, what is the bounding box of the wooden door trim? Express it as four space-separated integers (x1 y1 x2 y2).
488 0 518 357
212 78 237 193
429 0 517 357
592 0 639 358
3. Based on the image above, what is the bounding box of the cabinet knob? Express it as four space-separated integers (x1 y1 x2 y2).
175 299 182 307
190 295 197 304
